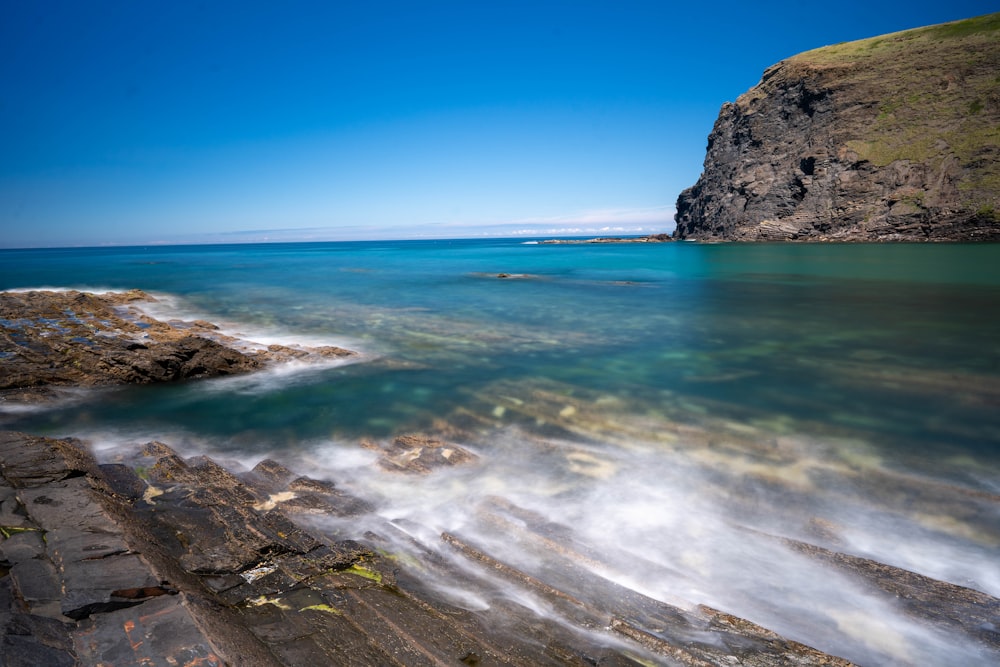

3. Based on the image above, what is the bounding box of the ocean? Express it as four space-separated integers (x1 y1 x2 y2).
2 239 999 665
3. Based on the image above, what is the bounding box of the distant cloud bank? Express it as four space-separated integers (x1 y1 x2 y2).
2 206 676 248
177 206 677 244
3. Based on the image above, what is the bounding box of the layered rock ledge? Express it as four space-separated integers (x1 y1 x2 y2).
2 429 998 665
0 289 353 404
674 13 1000 241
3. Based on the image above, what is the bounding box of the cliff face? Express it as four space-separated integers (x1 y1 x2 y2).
675 13 1000 241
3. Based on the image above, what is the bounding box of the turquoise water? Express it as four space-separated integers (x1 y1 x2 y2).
4 240 997 460
2 239 999 664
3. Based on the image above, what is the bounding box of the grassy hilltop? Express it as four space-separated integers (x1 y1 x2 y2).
799 13 1000 205
675 13 1000 240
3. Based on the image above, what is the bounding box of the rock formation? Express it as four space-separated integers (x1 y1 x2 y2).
0 290 353 404
0 431 857 665
675 13 1000 241
2 430 998 665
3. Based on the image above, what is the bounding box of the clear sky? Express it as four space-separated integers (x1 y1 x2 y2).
0 1 995 247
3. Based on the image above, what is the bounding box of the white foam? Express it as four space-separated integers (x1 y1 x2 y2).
51 414 1000 666
281 425 1000 666
1 286 132 295
135 290 369 358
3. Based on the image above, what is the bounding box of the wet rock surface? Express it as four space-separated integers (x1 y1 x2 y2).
363 433 480 474
2 429 997 665
674 14 1000 241
0 290 353 405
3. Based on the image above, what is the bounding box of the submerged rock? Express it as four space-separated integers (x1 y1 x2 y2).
363 433 479 474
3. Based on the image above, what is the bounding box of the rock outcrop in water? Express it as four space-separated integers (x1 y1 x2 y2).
674 13 1000 241
0 290 353 404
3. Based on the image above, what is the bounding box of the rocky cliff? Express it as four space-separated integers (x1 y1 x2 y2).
674 13 1000 241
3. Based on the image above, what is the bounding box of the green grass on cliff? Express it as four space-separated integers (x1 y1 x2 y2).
795 13 1000 211
798 13 1000 64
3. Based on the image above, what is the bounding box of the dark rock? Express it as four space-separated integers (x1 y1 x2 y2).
73 594 224 666
97 463 147 501
0 432 247 663
675 14 1000 242
8 557 61 616
0 432 101 488
288 476 336 494
246 459 297 492
2 430 939 665
0 487 33 531
0 290 261 394
0 289 356 407
1 634 77 667
0 530 46 563
780 534 1000 651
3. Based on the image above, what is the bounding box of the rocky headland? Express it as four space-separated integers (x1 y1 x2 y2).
674 13 1000 241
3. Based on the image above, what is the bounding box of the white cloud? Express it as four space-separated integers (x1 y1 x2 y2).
36 205 677 248
455 205 676 239
510 205 676 227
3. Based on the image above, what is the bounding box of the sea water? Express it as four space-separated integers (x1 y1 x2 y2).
2 239 999 665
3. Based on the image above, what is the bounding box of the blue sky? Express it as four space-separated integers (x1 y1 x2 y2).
0 1 994 247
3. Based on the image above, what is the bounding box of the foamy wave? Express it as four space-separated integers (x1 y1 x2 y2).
54 416 1000 666
2 285 131 294
136 291 369 358
277 425 999 666
189 357 359 397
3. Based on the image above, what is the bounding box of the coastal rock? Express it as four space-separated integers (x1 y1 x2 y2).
674 13 1000 241
0 290 354 405
0 290 260 392
3 431 998 664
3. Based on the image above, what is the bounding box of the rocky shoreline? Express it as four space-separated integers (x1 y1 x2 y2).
539 233 673 244
0 289 353 406
2 290 999 665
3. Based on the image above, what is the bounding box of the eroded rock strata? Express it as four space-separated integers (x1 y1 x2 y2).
0 289 352 404
675 13 1000 241
2 431 998 665
0 432 828 666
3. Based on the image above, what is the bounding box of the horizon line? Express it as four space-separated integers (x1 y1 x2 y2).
0 230 676 252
